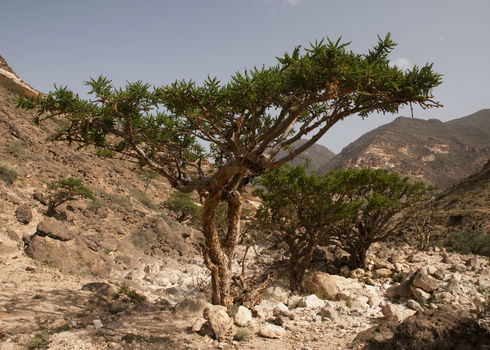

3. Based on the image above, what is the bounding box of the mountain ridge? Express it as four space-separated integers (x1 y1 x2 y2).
318 110 490 189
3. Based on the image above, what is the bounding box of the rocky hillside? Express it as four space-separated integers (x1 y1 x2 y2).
278 139 335 173
318 111 490 189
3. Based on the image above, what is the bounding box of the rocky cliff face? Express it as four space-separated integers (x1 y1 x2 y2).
318 111 490 189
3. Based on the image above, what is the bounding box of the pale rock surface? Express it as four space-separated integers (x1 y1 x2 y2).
259 324 287 339
234 306 252 327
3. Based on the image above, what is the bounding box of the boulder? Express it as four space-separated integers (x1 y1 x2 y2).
234 306 252 327
410 286 431 302
297 294 326 309
15 204 32 224
35 218 74 241
304 272 339 299
200 305 234 341
272 306 294 320
319 305 338 320
259 324 287 339
26 235 110 277
411 269 438 293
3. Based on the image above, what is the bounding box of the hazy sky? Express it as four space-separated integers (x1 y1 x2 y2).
2 0 489 153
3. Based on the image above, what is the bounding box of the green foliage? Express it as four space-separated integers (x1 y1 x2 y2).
253 165 361 290
45 178 94 216
116 283 147 302
433 230 490 257
0 162 17 184
131 229 156 250
25 333 50 349
333 168 432 268
161 191 202 225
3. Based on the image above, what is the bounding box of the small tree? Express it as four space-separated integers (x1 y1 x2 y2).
161 191 202 225
45 178 95 216
253 166 361 291
334 168 432 268
18 34 441 304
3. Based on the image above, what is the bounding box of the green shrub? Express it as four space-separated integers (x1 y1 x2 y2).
0 162 18 184
160 192 201 224
116 283 147 302
45 178 95 216
25 333 50 349
434 230 490 257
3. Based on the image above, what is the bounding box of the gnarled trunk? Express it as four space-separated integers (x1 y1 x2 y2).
201 189 243 305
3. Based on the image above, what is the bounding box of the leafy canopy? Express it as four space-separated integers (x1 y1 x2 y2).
17 33 442 195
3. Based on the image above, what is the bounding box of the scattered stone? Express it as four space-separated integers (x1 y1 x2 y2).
93 319 103 329
15 204 32 224
234 306 252 327
452 263 467 273
410 286 431 302
411 269 438 293
465 256 478 269
350 268 365 279
273 306 294 320
6 228 20 242
255 300 286 319
381 304 415 323
192 317 206 332
406 299 422 311
297 294 326 309
319 305 338 320
259 324 287 339
375 268 392 278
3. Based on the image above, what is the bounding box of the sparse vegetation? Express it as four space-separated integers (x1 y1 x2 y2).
25 333 50 349
0 162 17 184
116 283 147 302
98 190 131 209
234 328 251 342
45 178 95 216
161 191 202 225
130 229 157 250
433 229 490 257
131 188 158 210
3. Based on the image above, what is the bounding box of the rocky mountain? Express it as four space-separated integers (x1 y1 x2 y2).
318 111 490 189
278 139 335 173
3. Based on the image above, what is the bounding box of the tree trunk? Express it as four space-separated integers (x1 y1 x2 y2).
348 245 368 269
201 190 243 306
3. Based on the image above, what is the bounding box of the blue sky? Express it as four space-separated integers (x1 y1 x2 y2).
2 0 489 153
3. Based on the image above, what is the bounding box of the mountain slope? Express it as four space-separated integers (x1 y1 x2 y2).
318 111 490 188
278 139 335 173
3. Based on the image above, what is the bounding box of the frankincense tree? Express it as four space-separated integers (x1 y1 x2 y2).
18 33 441 305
